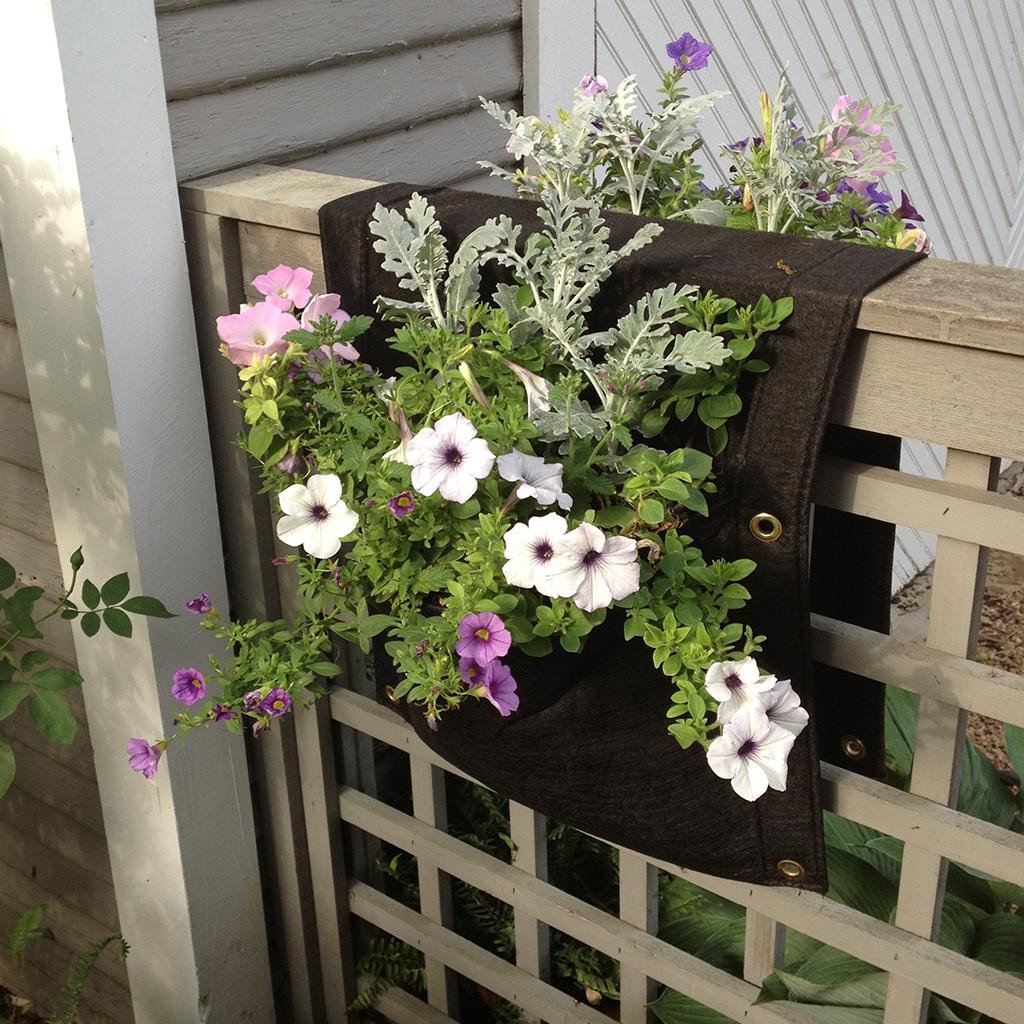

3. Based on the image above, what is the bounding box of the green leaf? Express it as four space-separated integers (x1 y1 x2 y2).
248 421 274 459
650 989 732 1024
5 586 44 639
311 662 342 678
7 903 45 955
19 650 50 673
0 734 13 799
1002 722 1024 780
0 684 31 721
792 944 874 986
30 667 83 691
121 595 176 618
775 970 887 1008
698 393 742 426
593 505 636 529
100 572 131 606
102 608 133 638
656 478 691 503
825 847 897 921
970 913 1024 978
28 691 77 745
957 740 1016 828
80 611 101 638
81 579 101 610
640 498 666 525
0 557 15 590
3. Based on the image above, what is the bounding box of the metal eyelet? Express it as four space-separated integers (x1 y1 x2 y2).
841 735 867 761
749 512 783 543
384 686 399 704
777 859 806 880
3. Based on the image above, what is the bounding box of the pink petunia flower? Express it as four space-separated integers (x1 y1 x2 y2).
260 688 293 717
216 301 300 366
471 660 520 717
251 264 314 311
300 292 351 331
171 667 206 705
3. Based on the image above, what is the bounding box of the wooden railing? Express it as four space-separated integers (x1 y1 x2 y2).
181 165 1024 1024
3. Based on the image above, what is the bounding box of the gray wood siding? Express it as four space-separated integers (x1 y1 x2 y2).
594 0 1024 588
158 0 523 184
0 276 132 1024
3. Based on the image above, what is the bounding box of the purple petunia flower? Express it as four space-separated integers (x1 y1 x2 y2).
276 453 304 476
666 32 713 72
171 667 206 705
260 688 292 717
127 738 161 779
459 656 488 687
474 660 520 717
725 137 749 153
456 611 512 667
388 491 416 518
212 704 235 722
242 690 262 711
865 182 892 207
185 592 212 615
892 189 924 222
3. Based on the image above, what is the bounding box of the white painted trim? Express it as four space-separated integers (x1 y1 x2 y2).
522 0 596 117
0 3 273 1021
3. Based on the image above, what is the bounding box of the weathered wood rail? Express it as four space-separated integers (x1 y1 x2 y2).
181 164 1024 1024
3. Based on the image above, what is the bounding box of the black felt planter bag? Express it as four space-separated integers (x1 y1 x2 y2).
319 185 922 891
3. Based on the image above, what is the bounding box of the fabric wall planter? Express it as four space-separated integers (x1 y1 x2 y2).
319 185 922 891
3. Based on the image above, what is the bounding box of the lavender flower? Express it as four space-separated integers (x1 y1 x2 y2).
242 690 262 711
545 523 640 612
497 451 572 509
406 412 495 504
276 453 304 476
471 660 520 717
706 705 795 801
501 513 569 596
456 611 512 667
578 73 609 98
459 656 487 687
388 491 416 518
260 688 293 717
705 657 777 724
666 32 713 72
212 704 235 722
126 738 161 779
171 667 206 706
184 592 212 615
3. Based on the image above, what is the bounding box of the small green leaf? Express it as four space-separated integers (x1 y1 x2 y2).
593 505 636 529
640 498 666 525
311 662 342 678
30 667 83 691
0 557 15 590
28 691 77 745
100 572 131 606
248 421 274 459
121 596 176 618
81 580 101 610
102 608 133 638
0 684 31 721
80 611 101 637
262 398 280 421
20 650 50 673
5 586 44 639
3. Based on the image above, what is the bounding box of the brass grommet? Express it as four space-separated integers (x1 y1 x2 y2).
777 859 806 880
384 686 399 704
841 735 867 761
749 512 783 543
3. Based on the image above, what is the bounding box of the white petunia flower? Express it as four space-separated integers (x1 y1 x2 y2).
705 657 777 724
706 705 796 802
405 412 495 504
502 513 569 596
498 451 572 509
758 679 809 738
382 408 413 465
276 474 359 559
545 522 640 612
505 361 551 419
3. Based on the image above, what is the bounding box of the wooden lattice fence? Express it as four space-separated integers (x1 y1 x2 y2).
181 165 1024 1024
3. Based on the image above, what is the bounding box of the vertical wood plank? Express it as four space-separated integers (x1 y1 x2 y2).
182 209 324 1023
618 852 658 1024
509 801 551 1021
743 911 785 985
884 449 998 1024
410 760 461 1017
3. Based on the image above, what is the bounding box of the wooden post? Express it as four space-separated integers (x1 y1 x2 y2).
0 3 273 1021
522 0 597 117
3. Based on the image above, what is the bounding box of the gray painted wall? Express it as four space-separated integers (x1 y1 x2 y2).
156 0 523 188
594 0 1024 588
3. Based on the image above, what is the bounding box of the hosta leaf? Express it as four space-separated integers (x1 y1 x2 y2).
825 847 897 921
0 735 13 799
775 970 887 1007
970 913 1024 978
650 988 731 1023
